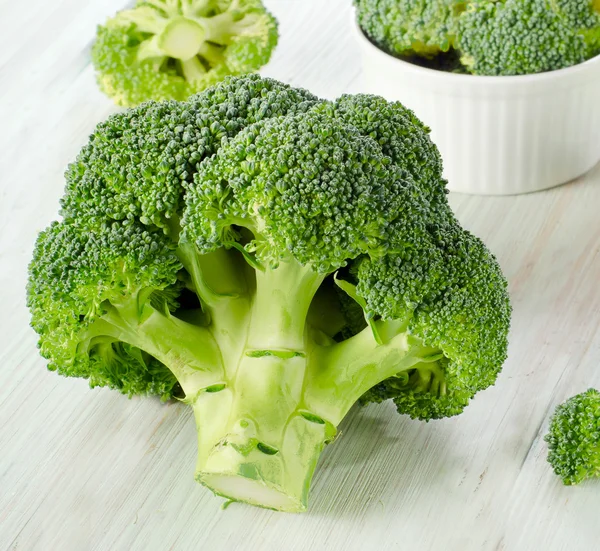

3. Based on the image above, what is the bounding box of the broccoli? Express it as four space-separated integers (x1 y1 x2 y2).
457 0 600 76
355 0 600 75
545 388 600 485
92 0 277 106
354 0 462 57
27 75 511 512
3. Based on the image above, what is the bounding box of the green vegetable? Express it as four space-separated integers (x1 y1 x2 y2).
355 0 600 75
92 0 277 106
457 0 600 76
545 388 600 485
354 0 462 57
28 75 511 512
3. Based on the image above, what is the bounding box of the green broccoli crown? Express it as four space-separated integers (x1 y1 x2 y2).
356 221 510 419
545 388 600 485
92 0 278 106
553 0 600 29
457 0 600 75
181 107 418 271
323 94 449 219
28 76 511 511
61 75 317 233
354 0 461 57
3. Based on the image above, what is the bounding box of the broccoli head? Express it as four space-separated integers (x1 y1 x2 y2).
92 0 278 106
28 75 511 512
545 388 600 485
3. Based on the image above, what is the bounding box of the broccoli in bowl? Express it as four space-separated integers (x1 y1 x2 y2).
355 0 600 75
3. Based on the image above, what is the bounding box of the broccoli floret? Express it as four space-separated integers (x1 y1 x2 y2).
358 224 510 419
92 0 278 106
28 76 510 513
354 0 462 57
545 388 600 485
457 0 600 75
322 94 450 219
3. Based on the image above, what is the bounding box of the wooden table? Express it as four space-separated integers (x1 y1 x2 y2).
1 1 599 549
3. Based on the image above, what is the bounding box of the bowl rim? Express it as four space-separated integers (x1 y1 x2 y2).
352 12 600 85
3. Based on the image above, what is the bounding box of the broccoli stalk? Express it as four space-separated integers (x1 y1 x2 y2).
120 0 271 61
174 253 445 511
28 76 510 512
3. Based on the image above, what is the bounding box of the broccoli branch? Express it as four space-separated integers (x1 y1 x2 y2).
84 299 224 396
305 322 444 425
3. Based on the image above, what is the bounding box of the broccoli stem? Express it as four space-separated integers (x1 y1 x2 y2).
181 0 215 18
246 260 326 353
193 374 334 512
195 7 266 46
80 254 444 510
192 257 329 511
179 57 207 82
120 0 259 65
157 17 207 60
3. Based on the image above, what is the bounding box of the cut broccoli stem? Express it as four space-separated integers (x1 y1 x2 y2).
118 1 265 65
193 348 335 512
116 6 168 34
158 17 207 60
192 258 327 511
141 0 181 18
198 42 226 66
193 376 334 512
179 57 207 82
195 11 268 46
190 257 445 510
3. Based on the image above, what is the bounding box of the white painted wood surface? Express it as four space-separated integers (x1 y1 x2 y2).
1 1 599 549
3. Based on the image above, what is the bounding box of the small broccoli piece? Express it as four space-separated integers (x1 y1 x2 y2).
28 76 510 512
545 388 600 485
354 0 462 57
457 0 600 76
92 0 278 106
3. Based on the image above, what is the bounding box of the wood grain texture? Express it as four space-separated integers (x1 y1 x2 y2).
1 1 599 550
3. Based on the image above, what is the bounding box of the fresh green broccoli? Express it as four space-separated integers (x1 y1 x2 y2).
457 0 600 76
545 388 600 485
92 0 277 106
354 0 462 57
355 0 600 75
28 75 511 512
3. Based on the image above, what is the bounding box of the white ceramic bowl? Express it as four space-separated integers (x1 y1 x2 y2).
354 18 600 195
